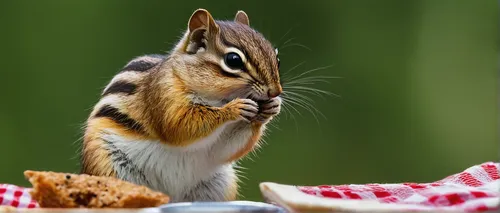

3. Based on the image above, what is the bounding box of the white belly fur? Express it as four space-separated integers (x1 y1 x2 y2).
100 120 257 202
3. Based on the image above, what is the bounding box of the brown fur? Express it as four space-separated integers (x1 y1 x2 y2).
101 9 283 147
81 122 115 177
81 9 282 201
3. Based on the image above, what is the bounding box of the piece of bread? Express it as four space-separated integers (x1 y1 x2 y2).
24 170 170 208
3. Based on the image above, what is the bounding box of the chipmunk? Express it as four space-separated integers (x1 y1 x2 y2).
80 9 282 202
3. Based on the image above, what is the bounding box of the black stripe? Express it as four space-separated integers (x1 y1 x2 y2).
121 54 164 72
102 81 137 96
122 60 157 72
94 105 144 133
104 140 148 185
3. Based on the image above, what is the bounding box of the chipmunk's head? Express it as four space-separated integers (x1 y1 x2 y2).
171 9 282 104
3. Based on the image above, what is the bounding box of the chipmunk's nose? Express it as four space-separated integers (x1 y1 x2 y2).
267 85 283 98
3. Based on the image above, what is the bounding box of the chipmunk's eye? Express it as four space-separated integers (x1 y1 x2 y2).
277 58 280 68
224 52 244 70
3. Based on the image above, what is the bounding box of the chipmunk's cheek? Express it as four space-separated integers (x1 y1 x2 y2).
224 82 251 95
215 87 238 100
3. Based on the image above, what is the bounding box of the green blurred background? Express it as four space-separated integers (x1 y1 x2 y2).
0 0 498 201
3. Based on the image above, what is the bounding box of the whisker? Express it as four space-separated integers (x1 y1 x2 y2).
280 99 300 131
285 80 330 85
283 91 315 104
266 121 282 131
285 76 343 85
284 78 333 86
285 65 334 82
283 89 330 119
278 27 295 45
286 89 336 101
283 96 311 114
284 86 340 98
284 92 324 117
281 98 302 116
280 43 312 52
279 101 294 120
282 96 323 124
271 29 340 126
282 37 296 46
281 61 307 81
289 94 325 119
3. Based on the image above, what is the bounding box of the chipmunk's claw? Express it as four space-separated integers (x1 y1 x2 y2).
253 97 281 123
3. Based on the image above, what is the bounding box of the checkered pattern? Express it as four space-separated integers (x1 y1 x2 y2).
295 162 499 212
0 184 38 208
1 162 499 212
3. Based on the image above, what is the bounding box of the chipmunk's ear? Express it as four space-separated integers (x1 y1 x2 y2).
182 9 219 54
234 10 249 26
188 9 218 34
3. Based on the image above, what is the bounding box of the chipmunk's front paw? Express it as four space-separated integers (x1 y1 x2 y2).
224 98 259 122
255 97 281 123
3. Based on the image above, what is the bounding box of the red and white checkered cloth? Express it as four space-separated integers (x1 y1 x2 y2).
1 162 499 212
0 184 38 208
260 162 500 212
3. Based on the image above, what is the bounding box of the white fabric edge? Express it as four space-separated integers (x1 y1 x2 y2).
258 182 485 213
